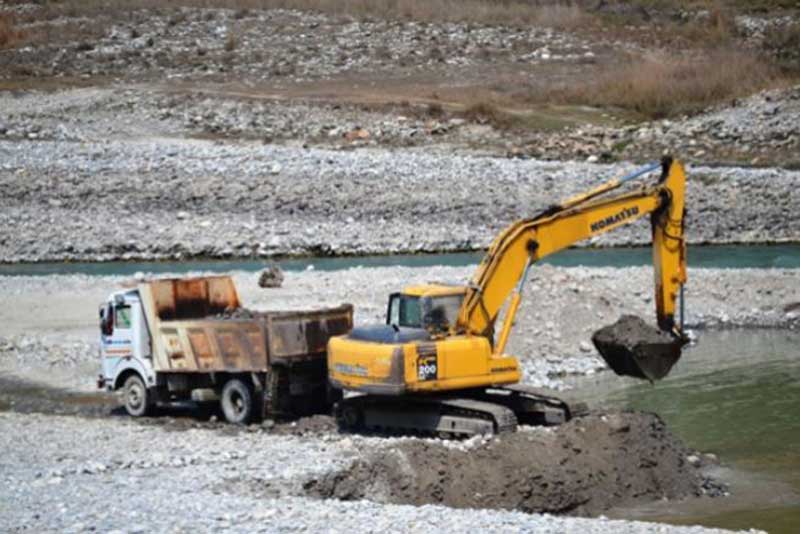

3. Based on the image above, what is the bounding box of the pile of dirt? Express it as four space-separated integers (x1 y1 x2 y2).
592 315 685 381
302 411 722 516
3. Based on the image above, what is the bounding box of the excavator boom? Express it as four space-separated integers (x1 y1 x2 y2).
459 157 687 376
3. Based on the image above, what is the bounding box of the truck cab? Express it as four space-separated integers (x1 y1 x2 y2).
98 289 155 395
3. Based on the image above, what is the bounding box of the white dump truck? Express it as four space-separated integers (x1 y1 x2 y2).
97 275 352 423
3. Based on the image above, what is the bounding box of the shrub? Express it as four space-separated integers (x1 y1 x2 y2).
0 12 25 49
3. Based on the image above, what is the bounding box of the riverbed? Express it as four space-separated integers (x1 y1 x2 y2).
0 259 797 533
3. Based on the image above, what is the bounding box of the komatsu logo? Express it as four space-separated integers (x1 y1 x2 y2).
590 206 639 233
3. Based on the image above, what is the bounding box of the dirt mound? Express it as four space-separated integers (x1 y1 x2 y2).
592 315 685 381
303 411 721 516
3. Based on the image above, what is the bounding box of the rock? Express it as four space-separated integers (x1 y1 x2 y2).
344 128 369 141
258 264 284 288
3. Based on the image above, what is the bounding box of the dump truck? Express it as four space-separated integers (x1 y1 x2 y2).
97 275 353 423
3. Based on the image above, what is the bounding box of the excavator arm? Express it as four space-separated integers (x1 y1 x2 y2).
458 157 687 355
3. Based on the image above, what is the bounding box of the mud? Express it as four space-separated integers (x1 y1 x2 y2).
303 411 725 516
0 375 118 417
0 373 335 434
592 315 685 381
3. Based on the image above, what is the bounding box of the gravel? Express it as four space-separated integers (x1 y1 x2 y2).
0 134 798 263
0 7 606 85
0 411 758 533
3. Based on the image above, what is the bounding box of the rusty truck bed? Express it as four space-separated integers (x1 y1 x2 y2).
138 276 352 373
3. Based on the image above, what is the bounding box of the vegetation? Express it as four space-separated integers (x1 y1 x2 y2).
0 12 24 49
1 0 798 120
536 50 792 119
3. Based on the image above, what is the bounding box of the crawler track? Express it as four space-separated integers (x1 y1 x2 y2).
334 386 574 437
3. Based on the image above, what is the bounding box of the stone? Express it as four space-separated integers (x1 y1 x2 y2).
258 264 284 288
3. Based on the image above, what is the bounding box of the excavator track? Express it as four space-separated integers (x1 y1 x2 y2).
472 384 578 426
335 395 517 437
334 387 576 437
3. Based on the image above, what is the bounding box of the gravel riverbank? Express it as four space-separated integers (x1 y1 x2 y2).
0 411 751 534
1 137 798 263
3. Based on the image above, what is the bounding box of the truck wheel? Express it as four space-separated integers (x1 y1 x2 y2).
221 378 254 425
123 374 152 417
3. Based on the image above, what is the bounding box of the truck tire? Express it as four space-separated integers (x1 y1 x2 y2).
221 378 254 425
122 374 152 417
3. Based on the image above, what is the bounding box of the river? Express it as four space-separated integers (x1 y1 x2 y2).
572 329 800 533
1 243 798 277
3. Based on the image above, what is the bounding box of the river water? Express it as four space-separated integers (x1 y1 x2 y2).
1 243 799 277
571 329 800 533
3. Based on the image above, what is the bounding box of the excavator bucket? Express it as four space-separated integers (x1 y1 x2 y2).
592 315 687 382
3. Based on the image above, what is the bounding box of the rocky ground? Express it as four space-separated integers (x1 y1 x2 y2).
0 409 741 534
3 264 793 533
514 85 800 166
0 132 798 263
0 6 798 263
1 2 798 532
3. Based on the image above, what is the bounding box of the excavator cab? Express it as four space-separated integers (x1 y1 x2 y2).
387 285 466 335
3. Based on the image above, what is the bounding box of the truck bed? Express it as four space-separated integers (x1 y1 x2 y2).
139 276 352 373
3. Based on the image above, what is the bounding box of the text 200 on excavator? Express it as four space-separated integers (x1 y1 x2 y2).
327 157 689 436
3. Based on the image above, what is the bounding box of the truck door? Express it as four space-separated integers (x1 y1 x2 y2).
101 300 135 360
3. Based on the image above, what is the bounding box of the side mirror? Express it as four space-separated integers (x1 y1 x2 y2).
99 303 113 336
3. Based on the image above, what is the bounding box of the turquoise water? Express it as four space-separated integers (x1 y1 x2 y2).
1 244 798 277
575 330 800 533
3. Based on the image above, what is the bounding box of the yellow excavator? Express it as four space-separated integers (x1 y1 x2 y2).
328 157 688 435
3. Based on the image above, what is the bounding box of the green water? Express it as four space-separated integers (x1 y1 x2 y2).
1 244 798 277
576 330 800 533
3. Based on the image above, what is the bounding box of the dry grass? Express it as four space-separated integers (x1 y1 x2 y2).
764 23 800 71
0 12 25 49
461 101 517 128
536 50 792 119
224 32 237 51
676 1 739 46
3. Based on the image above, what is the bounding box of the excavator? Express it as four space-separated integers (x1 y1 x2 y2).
327 157 688 436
